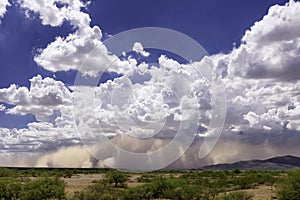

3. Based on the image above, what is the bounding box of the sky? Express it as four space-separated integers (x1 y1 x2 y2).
0 0 300 169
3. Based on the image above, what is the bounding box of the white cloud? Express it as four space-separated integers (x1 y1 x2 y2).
0 104 6 111
191 0 300 135
223 76 300 133
19 0 90 28
0 0 10 22
227 0 300 80
34 27 102 74
286 120 300 131
0 124 78 153
0 75 72 122
0 84 30 105
21 0 136 77
75 55 214 139
35 28 139 76
132 42 150 57
0 77 78 152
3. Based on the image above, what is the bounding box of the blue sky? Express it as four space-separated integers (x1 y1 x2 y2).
0 0 300 169
90 0 288 53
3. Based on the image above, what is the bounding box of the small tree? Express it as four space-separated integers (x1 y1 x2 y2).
106 170 127 188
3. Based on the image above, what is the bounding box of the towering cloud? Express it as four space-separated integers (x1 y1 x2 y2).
227 0 300 80
214 0 300 134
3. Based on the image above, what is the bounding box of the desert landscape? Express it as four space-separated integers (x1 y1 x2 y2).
1 155 300 200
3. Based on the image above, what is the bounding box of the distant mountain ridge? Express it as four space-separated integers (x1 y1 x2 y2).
200 155 300 171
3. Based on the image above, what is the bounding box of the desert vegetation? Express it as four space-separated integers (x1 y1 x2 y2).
0 167 299 199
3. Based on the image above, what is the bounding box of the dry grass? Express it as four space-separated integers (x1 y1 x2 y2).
244 185 277 200
62 174 104 195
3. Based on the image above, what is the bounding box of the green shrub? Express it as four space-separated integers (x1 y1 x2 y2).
125 176 204 200
21 177 66 200
276 169 300 200
0 178 22 200
70 180 122 200
124 185 154 200
0 168 17 177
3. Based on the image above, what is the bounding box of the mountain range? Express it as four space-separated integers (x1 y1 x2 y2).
200 155 300 171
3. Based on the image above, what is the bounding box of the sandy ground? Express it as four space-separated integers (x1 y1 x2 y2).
244 185 277 200
221 185 277 200
62 174 104 195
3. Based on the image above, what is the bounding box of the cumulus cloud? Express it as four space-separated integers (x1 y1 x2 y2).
0 75 72 121
20 0 136 77
74 55 215 139
0 0 10 22
34 26 103 75
189 0 300 138
19 0 90 28
227 0 300 80
0 76 78 152
0 125 78 151
223 78 300 133
132 42 150 57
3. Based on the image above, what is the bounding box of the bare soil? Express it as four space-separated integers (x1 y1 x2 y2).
243 185 277 200
63 174 104 195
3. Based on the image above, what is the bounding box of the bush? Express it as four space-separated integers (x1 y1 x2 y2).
124 185 154 200
0 168 17 177
21 177 66 200
70 180 122 200
0 178 22 200
125 176 203 200
276 169 300 200
124 176 169 200
106 170 127 188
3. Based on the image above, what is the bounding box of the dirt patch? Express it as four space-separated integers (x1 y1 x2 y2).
127 174 144 188
246 185 276 200
218 184 277 200
62 174 104 195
